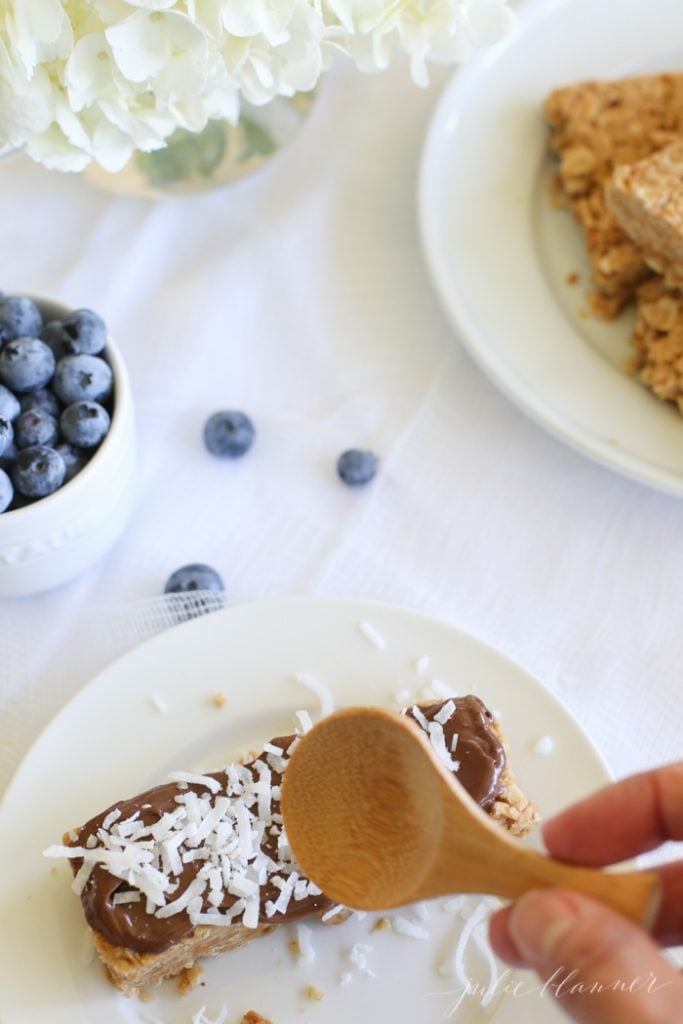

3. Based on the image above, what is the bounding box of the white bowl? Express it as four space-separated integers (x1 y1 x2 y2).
0 299 136 596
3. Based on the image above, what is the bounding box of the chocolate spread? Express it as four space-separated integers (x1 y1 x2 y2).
69 695 505 954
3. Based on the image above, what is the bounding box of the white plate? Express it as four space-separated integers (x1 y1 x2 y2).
419 0 683 496
0 598 610 1024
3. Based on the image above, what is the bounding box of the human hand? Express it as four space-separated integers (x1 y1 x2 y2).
489 763 683 1023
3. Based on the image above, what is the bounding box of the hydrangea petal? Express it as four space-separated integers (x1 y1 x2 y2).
106 11 208 83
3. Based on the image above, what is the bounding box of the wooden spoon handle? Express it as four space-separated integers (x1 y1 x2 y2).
490 850 661 926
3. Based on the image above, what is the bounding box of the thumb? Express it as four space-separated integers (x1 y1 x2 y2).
504 890 683 1024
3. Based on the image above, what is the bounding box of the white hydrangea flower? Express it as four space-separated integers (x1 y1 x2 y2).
0 0 514 172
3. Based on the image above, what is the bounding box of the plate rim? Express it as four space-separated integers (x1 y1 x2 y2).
418 0 683 498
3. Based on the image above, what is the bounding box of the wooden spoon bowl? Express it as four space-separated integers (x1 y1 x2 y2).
281 706 660 922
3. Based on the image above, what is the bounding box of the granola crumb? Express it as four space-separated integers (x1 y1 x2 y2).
566 271 580 286
306 985 325 1001
138 989 154 1003
372 916 392 933
289 938 301 956
211 693 227 708
241 1013 272 1024
178 963 204 996
50 866 59 877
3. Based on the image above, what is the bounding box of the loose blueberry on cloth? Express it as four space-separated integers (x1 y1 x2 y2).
337 448 378 487
203 410 255 458
164 564 225 594
0 295 114 513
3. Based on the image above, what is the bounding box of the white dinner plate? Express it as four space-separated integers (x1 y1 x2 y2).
419 0 683 496
0 598 610 1024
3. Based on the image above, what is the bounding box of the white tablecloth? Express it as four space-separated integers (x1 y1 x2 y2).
1 58 681 806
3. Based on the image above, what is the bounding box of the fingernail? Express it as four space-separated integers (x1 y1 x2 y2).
508 890 580 965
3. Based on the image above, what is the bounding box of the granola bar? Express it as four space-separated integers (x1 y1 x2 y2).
45 698 539 998
545 74 683 316
607 141 683 290
632 276 683 410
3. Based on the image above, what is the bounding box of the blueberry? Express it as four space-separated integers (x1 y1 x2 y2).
0 384 20 422
0 468 12 512
0 296 42 345
41 320 68 359
53 354 112 404
15 409 58 449
13 445 65 498
0 417 13 458
21 388 60 418
0 337 55 394
0 440 17 471
336 448 378 487
58 309 107 356
203 410 255 458
54 442 87 483
60 401 110 449
164 564 224 594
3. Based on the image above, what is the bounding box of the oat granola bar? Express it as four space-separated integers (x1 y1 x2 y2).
545 74 683 316
632 276 683 410
45 697 538 998
607 141 683 290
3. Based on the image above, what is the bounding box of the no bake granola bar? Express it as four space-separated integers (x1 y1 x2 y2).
545 74 683 316
607 140 683 291
632 276 683 411
45 697 538 998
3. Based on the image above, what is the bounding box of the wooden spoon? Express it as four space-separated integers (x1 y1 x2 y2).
281 706 660 923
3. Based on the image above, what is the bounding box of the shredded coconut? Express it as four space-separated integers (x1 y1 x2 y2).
191 1006 230 1024
295 923 316 964
295 672 335 719
532 735 555 756
349 942 375 976
295 709 314 735
415 654 431 675
149 694 168 714
392 915 430 940
358 620 386 651
321 903 346 922
430 679 458 699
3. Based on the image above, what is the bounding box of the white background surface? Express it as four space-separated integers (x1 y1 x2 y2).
1 45 682 803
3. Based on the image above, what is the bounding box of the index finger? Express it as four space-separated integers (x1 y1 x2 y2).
543 761 683 865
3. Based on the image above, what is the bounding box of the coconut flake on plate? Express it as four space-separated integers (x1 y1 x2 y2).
532 734 555 755
438 899 490 981
295 672 335 719
415 654 431 675
358 620 386 651
191 1006 230 1024
149 693 168 713
295 923 316 964
430 678 458 700
349 942 375 976
391 915 430 940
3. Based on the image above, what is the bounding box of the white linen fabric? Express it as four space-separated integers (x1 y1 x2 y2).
0 58 681 814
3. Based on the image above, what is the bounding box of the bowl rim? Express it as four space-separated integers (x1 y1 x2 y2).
0 298 132 524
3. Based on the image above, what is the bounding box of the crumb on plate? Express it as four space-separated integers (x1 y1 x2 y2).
372 917 392 934
178 963 204 996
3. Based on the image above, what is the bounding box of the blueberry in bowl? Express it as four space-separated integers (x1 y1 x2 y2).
0 294 135 597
